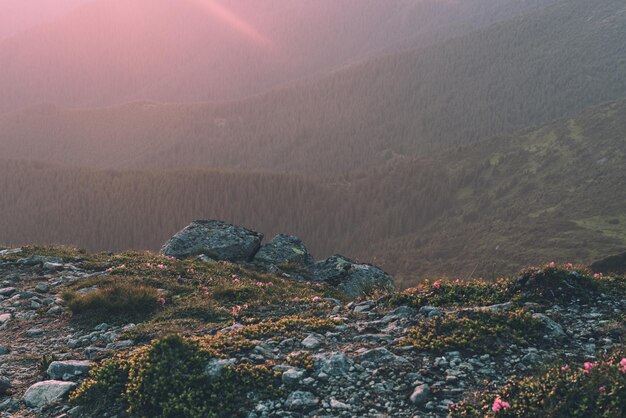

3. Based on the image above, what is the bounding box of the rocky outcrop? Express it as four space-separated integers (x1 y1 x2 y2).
161 220 394 297
253 234 314 267
309 255 393 297
161 220 263 262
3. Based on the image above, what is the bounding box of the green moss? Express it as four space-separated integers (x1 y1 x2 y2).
403 309 543 355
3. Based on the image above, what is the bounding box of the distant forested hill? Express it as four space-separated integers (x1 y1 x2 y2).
0 0 555 113
1 0 624 177
2 100 624 286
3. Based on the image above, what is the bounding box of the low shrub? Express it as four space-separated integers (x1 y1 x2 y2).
403 309 543 354
511 264 598 304
62 283 159 324
72 335 281 418
450 351 626 417
386 278 513 309
286 351 315 370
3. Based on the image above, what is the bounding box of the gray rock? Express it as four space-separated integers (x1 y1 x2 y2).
285 391 319 410
0 377 11 394
23 380 76 408
309 255 393 298
0 248 21 256
94 323 109 331
161 220 262 262
34 283 50 293
352 334 393 343
18 256 63 266
205 358 236 380
0 287 16 297
330 399 351 410
521 352 542 365
409 384 431 405
0 398 19 412
47 306 64 315
354 301 375 313
533 313 567 339
26 328 44 337
253 234 314 267
43 262 64 271
0 314 10 324
47 360 92 381
0 345 9 355
358 348 408 365
313 351 354 376
301 334 322 349
282 368 305 385
381 306 417 323
84 347 106 360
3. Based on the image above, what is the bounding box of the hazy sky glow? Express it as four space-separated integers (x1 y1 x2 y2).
192 0 273 48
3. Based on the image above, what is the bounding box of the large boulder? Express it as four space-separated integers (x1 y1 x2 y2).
161 220 262 262
309 255 393 298
23 380 76 408
253 234 314 267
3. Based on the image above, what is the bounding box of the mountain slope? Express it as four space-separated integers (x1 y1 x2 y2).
1 0 623 176
0 0 555 113
1 99 624 284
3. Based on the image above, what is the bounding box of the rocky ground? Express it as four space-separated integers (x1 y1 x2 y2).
0 245 624 418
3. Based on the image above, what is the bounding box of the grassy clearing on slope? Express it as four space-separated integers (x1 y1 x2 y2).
52 248 343 332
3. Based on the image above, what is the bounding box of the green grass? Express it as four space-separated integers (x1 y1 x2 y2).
62 283 160 325
575 215 626 245
402 309 543 355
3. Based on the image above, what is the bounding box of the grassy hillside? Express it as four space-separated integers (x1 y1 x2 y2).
0 0 623 177
1 100 624 285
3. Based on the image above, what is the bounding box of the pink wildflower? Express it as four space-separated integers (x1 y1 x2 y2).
593 273 603 279
146 263 153 268
548 261 556 268
157 297 166 306
157 264 167 270
492 398 511 413
433 281 442 289
231 304 249 317
312 296 322 303
584 362 595 374
619 358 626 373
565 263 573 270
561 364 570 372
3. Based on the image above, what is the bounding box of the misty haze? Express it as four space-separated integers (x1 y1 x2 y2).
0 1 624 417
